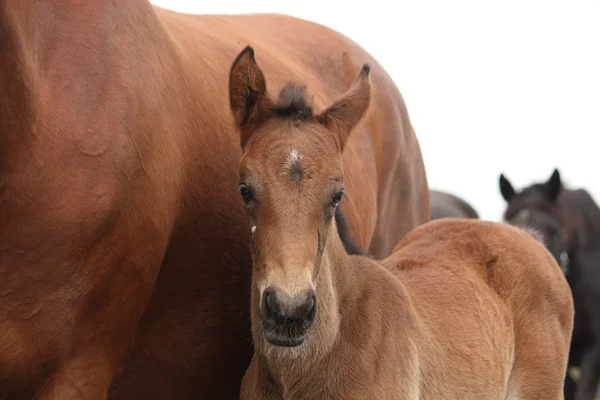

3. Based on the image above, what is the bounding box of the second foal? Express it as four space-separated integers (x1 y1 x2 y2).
229 46 574 399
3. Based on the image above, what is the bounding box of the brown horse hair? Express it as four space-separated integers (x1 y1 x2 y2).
0 3 433 397
232 44 570 400
273 83 364 255
272 84 365 255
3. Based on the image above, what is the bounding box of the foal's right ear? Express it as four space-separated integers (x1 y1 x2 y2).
229 46 272 149
317 64 371 151
499 173 516 202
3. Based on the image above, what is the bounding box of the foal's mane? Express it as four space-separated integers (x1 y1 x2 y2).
273 84 314 121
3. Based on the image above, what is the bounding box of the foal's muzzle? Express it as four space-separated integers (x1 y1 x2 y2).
260 286 317 347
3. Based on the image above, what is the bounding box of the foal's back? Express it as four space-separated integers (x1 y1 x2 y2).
378 219 574 398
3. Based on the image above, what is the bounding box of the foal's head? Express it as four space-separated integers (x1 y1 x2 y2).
229 46 371 348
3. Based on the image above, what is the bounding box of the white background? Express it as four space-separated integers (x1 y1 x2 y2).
151 0 600 221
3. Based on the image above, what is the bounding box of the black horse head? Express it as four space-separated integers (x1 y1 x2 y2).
499 169 570 274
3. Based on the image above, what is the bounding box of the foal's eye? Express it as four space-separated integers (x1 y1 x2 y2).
332 191 344 207
239 184 253 204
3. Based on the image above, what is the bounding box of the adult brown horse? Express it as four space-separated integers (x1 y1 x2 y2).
0 1 429 398
230 49 574 399
429 189 479 220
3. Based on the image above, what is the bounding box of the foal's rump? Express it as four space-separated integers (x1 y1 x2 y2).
385 219 574 398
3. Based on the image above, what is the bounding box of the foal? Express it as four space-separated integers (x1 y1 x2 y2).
229 46 574 399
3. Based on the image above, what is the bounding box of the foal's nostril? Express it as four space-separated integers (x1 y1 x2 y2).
260 287 317 328
299 289 317 325
260 287 280 323
266 289 281 316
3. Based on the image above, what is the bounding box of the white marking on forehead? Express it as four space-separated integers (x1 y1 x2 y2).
286 149 302 168
282 148 304 180
251 225 257 234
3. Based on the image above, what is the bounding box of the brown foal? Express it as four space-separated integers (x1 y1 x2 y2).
230 47 574 399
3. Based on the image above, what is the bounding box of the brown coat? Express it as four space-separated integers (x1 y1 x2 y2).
241 219 574 399
0 1 429 398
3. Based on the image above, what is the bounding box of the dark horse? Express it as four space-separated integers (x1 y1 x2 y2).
499 169 600 400
429 190 479 220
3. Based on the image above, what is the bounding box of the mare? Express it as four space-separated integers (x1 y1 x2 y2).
231 47 574 399
429 189 479 220
0 1 430 398
500 169 600 400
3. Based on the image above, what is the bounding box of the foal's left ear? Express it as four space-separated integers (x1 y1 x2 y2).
229 46 273 149
317 64 371 151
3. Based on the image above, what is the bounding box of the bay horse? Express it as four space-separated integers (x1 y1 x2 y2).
0 1 429 398
500 169 600 400
429 189 479 220
231 47 574 399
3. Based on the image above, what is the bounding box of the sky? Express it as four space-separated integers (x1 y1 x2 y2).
150 0 600 221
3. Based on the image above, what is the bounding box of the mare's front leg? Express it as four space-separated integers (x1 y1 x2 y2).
574 344 600 400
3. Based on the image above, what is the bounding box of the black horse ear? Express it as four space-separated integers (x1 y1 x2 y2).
546 168 562 202
499 173 516 202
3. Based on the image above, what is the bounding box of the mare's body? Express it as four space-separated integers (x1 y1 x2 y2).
500 170 600 400
0 1 429 398
429 189 479 220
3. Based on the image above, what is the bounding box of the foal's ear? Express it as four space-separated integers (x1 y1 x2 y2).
499 173 516 202
317 64 371 151
229 46 272 149
545 168 562 202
